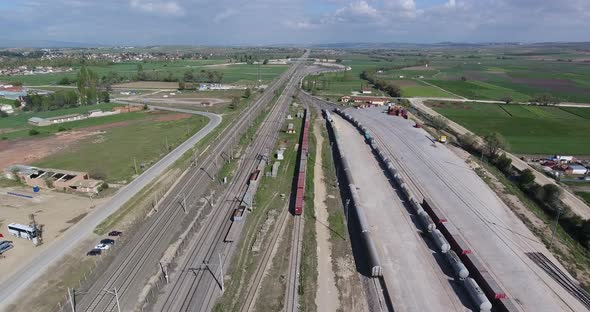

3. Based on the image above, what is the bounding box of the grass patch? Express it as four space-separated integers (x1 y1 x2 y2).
576 192 590 206
34 113 208 183
428 101 590 155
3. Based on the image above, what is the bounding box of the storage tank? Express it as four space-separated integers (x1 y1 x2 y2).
382 157 390 164
464 278 492 312
410 199 424 213
446 250 469 279
418 210 436 232
431 229 451 253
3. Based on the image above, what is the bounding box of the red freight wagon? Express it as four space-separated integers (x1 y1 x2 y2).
294 193 304 215
297 172 306 190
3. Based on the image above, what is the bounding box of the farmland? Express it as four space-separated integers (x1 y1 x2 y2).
427 101 590 155
306 46 590 103
0 61 288 86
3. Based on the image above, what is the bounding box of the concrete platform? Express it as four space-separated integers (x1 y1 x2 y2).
332 115 469 312
347 107 587 312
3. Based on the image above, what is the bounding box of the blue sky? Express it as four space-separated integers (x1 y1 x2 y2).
0 0 589 46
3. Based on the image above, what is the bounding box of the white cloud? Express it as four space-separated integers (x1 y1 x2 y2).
129 0 184 16
213 8 237 23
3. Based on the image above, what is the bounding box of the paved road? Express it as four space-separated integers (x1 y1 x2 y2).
0 108 221 311
409 98 590 220
348 107 587 311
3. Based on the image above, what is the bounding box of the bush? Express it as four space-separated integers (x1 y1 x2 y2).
494 153 512 174
0 111 7 118
29 129 40 136
518 169 536 187
430 116 448 131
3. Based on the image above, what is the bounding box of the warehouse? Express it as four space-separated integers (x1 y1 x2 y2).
28 113 86 126
8 165 104 194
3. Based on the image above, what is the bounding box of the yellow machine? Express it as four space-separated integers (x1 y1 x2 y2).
439 135 447 143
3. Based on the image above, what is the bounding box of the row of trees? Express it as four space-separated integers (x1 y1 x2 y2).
456 130 590 250
183 69 224 83
360 69 402 97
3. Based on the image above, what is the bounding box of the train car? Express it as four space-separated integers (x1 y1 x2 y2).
421 199 448 224
294 192 304 215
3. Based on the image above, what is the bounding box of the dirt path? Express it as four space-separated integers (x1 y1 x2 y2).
312 118 340 312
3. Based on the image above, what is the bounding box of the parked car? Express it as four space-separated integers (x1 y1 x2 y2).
0 240 12 248
100 239 115 245
94 244 111 250
0 243 13 255
87 249 102 256
108 231 123 237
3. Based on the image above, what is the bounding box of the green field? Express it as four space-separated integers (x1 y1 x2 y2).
304 49 590 103
0 103 121 138
33 112 208 183
428 101 590 155
0 61 288 86
576 192 590 206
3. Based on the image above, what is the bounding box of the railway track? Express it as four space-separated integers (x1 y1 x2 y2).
75 53 306 312
285 216 304 312
238 201 290 312
151 56 310 312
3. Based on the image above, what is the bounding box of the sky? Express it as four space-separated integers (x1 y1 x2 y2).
0 0 589 46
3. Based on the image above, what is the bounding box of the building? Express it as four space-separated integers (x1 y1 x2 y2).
566 164 588 175
286 123 295 134
276 149 285 160
8 165 104 194
360 87 372 94
28 113 86 127
548 155 575 164
0 85 27 100
0 104 14 114
340 96 390 107
71 179 104 194
113 105 143 113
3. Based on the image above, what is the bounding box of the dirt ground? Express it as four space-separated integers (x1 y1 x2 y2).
312 119 340 312
0 186 111 285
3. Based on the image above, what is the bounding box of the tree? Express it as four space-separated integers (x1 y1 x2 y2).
530 93 559 106
495 153 512 174
29 128 40 136
183 70 194 82
229 96 240 110
262 59 269 65
99 91 110 103
501 95 513 105
543 184 562 206
243 88 251 98
178 81 186 90
430 116 448 131
335 58 343 63
460 76 467 81
483 132 507 159
518 169 536 187
0 110 7 118
13 99 21 108
58 77 71 85
458 133 478 150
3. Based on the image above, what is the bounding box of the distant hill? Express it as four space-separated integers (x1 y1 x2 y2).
0 39 102 48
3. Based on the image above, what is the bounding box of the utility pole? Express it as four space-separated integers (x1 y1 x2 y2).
345 199 350 223
165 136 169 151
549 207 563 251
133 158 138 174
160 262 169 283
68 288 75 312
102 288 121 312
218 253 225 292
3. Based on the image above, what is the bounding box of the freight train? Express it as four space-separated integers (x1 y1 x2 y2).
335 107 517 312
294 108 310 215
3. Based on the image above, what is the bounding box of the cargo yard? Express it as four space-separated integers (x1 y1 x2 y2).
330 113 468 311
342 106 588 312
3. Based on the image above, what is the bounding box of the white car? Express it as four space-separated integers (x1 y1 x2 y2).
94 244 111 250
